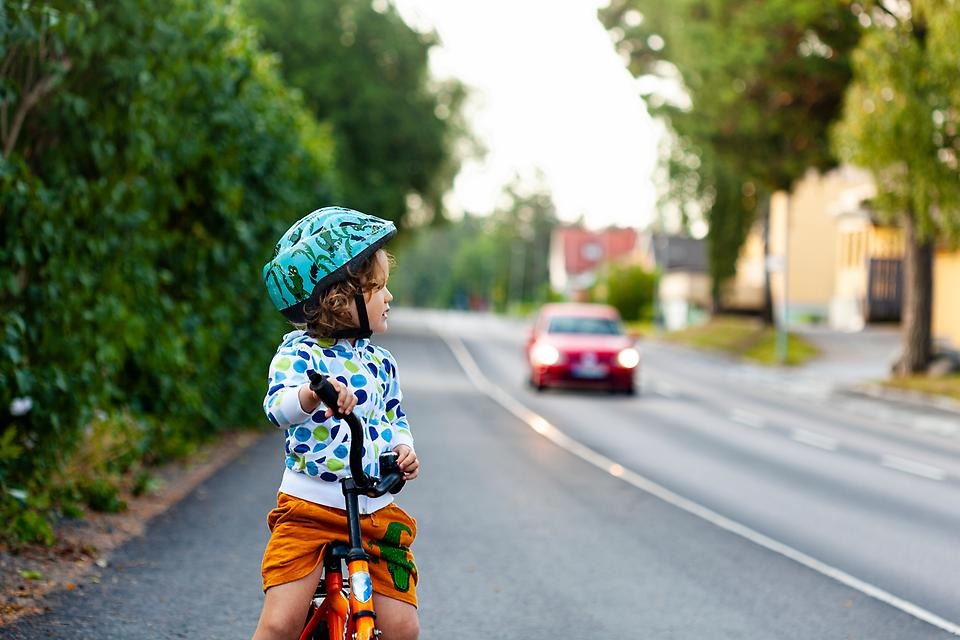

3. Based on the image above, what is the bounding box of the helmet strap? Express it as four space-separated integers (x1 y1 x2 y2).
331 292 374 340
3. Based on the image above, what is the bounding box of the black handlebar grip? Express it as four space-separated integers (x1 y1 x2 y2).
308 372 342 417
379 452 406 495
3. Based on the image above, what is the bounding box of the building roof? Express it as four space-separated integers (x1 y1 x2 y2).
651 234 708 272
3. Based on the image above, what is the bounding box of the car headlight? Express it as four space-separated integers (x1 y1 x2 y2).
616 347 640 368
531 342 561 366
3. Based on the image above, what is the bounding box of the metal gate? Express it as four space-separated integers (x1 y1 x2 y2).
867 258 902 322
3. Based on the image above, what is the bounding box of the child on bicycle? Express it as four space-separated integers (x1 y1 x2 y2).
252 207 420 640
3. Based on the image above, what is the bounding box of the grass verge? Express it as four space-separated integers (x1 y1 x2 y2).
881 374 960 403
663 316 819 366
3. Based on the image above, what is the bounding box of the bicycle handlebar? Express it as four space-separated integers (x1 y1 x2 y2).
308 372 405 497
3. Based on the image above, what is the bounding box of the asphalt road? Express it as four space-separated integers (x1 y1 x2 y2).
4 313 958 639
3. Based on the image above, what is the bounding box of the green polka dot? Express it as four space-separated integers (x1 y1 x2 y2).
343 360 360 373
326 459 344 471
276 357 292 371
374 443 380 457
296 456 305 470
313 426 330 440
386 410 396 420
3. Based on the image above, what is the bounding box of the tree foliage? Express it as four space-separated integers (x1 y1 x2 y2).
600 0 860 301
0 0 334 542
241 0 467 227
832 0 960 373
390 183 559 311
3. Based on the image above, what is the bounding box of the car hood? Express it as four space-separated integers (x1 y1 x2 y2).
540 333 634 352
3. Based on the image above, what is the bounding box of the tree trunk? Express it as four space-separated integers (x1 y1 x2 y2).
760 195 774 326
896 213 934 376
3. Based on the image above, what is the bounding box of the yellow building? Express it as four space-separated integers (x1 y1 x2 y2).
934 247 960 350
832 212 905 330
759 163 958 349
720 221 766 312
767 166 874 324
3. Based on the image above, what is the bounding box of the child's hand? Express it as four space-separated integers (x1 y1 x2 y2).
322 378 357 418
393 444 420 480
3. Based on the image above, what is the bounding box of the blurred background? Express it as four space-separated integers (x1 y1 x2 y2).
1 1 959 636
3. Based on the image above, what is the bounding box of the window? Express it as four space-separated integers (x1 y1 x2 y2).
547 316 622 335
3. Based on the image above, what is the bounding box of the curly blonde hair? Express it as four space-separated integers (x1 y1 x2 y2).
301 250 392 339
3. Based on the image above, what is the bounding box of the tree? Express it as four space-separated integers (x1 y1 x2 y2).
600 0 860 317
832 0 960 374
390 181 560 310
241 0 468 227
0 0 335 541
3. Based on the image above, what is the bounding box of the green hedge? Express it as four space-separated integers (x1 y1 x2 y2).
0 0 336 543
590 263 658 322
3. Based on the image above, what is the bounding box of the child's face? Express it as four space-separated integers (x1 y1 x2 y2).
361 250 393 335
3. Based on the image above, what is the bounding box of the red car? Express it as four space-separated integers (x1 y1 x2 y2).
525 303 640 395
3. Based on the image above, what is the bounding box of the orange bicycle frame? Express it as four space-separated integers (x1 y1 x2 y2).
300 373 407 640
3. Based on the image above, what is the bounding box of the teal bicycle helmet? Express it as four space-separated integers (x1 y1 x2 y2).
263 207 396 331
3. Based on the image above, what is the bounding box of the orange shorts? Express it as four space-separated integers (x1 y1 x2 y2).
261 493 418 608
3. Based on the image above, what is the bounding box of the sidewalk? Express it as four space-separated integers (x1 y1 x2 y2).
795 325 959 403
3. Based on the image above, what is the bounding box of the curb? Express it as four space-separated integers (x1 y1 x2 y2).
837 383 960 417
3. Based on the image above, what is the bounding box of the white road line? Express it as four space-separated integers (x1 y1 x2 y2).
880 455 946 481
730 408 766 429
438 331 960 637
790 429 839 451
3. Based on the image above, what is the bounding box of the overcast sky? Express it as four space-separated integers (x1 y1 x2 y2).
393 0 661 230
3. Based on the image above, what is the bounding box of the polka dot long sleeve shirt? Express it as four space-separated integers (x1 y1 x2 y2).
263 330 413 512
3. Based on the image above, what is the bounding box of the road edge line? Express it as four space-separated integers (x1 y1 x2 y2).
438 330 960 637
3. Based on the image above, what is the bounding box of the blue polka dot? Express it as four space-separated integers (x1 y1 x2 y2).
294 427 311 442
286 457 296 469
381 429 393 442
386 399 399 411
368 426 379 440
293 360 308 373
331 425 340 439
323 349 336 358
305 461 319 475
312 412 327 423
336 376 348 386
367 363 378 376
293 444 310 454
275 371 286 381
297 350 311 359
364 464 372 475
334 445 348 459
312 443 325 452
354 389 368 404
320 472 338 482
317 361 329 373
351 374 367 387
268 414 280 427
284 441 291 454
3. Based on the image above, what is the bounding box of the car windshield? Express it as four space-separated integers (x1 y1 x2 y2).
547 316 622 335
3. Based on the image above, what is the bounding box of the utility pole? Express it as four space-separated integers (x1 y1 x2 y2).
776 195 791 364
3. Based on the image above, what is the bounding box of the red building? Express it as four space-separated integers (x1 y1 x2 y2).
549 226 638 300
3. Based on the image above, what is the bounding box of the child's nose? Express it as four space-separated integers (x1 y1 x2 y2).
384 287 393 302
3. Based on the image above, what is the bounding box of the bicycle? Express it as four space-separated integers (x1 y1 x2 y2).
297 372 408 640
